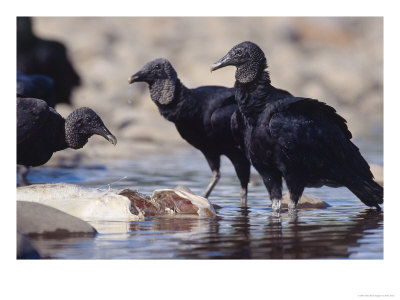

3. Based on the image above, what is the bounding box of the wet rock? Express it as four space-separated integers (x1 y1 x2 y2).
282 193 330 209
28 236 99 258
17 232 41 259
17 201 97 237
370 164 383 186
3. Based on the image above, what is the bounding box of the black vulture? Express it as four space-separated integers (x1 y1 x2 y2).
17 97 117 174
17 17 80 105
17 72 56 185
211 41 383 212
129 58 250 205
17 72 55 108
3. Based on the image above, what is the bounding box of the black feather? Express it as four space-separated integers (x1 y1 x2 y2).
17 97 116 167
213 41 383 210
130 58 250 202
17 72 55 108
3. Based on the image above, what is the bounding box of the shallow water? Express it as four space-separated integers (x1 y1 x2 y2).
22 136 383 259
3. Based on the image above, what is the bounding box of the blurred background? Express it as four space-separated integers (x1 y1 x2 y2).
24 17 383 165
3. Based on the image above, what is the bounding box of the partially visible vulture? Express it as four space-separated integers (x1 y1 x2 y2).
129 58 250 205
17 97 117 184
17 17 81 105
17 72 55 108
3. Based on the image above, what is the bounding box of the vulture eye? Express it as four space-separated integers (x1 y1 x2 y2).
236 49 243 56
155 64 161 70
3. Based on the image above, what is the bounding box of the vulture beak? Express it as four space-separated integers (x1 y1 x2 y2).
128 71 143 84
96 125 117 145
210 53 232 72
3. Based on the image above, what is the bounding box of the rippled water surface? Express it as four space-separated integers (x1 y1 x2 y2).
23 137 383 259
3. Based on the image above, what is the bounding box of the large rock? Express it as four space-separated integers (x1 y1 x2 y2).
17 201 97 237
17 232 41 259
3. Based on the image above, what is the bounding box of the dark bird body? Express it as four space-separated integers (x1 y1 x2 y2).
17 72 55 108
211 41 383 212
17 97 117 168
129 59 250 204
17 72 56 184
17 17 80 104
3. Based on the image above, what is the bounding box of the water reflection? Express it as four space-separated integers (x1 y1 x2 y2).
24 144 383 259
159 208 383 259
258 209 384 259
29 207 382 259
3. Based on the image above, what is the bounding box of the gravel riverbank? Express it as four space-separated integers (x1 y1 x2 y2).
28 17 383 166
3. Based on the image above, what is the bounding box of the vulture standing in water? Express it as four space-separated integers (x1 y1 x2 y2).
129 58 250 205
211 41 383 213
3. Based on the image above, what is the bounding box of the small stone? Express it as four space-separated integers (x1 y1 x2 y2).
282 193 330 209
